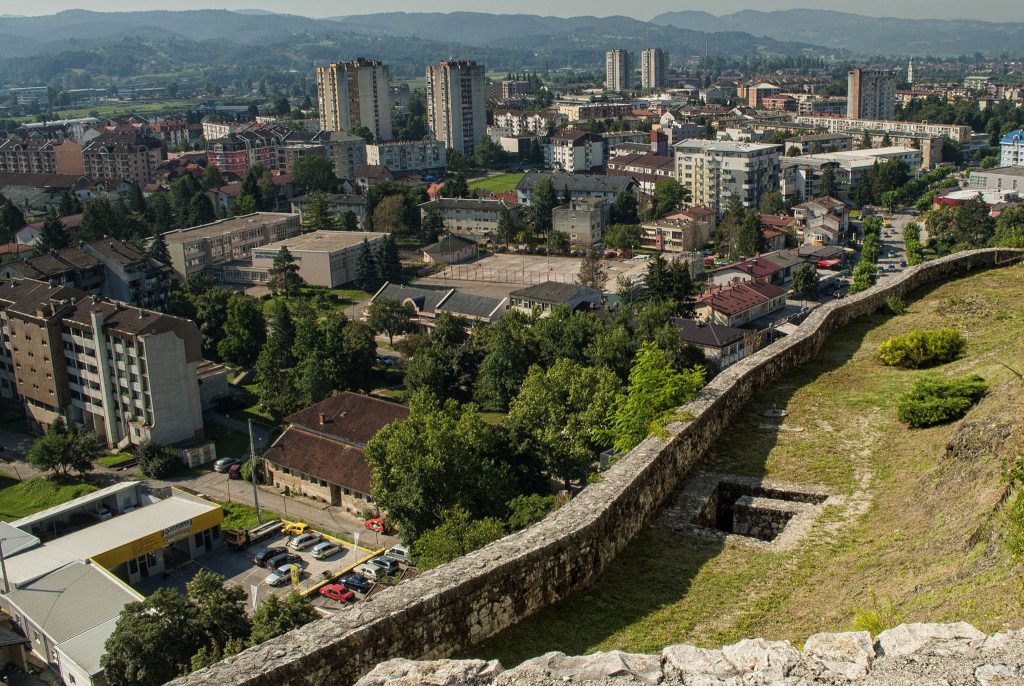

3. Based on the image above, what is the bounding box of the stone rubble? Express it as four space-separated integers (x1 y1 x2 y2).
354 624 1024 686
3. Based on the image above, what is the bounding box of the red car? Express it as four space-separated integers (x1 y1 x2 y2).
319 584 355 603
364 517 389 533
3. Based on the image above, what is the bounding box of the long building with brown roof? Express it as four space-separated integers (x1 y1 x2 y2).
262 392 409 513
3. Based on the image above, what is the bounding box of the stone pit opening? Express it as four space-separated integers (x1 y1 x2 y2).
693 480 829 542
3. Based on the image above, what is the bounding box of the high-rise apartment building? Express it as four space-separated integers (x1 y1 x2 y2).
674 140 781 217
847 68 897 121
425 60 487 157
641 48 668 90
316 58 394 142
605 49 634 92
0 278 206 448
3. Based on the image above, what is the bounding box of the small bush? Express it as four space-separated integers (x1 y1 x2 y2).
136 442 181 479
878 328 966 368
851 589 901 636
240 455 263 483
896 375 988 428
885 296 907 315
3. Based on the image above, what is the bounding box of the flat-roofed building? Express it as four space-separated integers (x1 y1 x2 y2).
794 116 972 145
426 60 487 156
674 139 781 216
0 486 224 686
419 197 523 241
162 212 302 278
0 279 207 449
968 165 1024 193
552 198 609 248
316 58 393 142
244 230 388 288
366 140 446 174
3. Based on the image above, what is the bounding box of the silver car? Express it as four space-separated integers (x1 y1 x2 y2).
310 541 341 560
287 532 321 550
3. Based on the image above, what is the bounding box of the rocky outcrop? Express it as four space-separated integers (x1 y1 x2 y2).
355 624 1023 685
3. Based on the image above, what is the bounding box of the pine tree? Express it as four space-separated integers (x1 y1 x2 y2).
267 247 304 297
339 210 360 232
302 190 338 231
355 238 378 292
374 234 402 285
148 232 171 265
127 183 146 214
576 248 607 290
34 210 70 255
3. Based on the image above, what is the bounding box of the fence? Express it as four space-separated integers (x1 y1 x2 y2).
436 265 578 284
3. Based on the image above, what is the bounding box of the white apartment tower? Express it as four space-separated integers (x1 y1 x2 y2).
641 48 668 90
674 140 781 217
605 49 634 92
907 58 914 85
316 58 394 142
425 60 487 157
847 68 897 121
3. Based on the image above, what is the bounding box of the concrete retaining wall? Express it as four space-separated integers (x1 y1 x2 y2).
171 248 1021 686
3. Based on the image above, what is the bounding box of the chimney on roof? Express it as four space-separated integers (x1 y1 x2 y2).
318 412 327 427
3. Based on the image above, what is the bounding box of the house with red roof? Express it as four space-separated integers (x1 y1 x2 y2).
696 280 788 327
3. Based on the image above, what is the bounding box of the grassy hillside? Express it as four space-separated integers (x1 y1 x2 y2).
471 263 1024 664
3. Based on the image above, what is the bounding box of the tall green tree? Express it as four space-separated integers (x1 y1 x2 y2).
0 199 25 240
531 176 557 236
374 233 402 284
507 359 620 489
26 417 98 477
604 223 642 251
413 508 506 570
302 190 338 231
610 189 639 225
188 193 216 227
217 294 267 368
340 210 360 232
610 342 706 452
355 238 378 291
994 204 1024 248
818 167 838 199
199 165 224 190
127 183 146 214
102 588 199 686
33 209 70 255
292 154 338 194
147 232 171 265
474 310 540 411
267 246 304 297
650 178 689 219
404 313 478 402
422 206 444 242
759 191 785 215
145 192 175 234
186 570 250 651
576 248 607 291
791 262 820 298
365 390 514 541
367 297 416 346
249 592 318 646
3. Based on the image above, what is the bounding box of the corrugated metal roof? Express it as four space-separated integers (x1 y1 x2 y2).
0 521 39 557
11 482 142 531
5 561 139 645
56 616 120 677
6 495 219 586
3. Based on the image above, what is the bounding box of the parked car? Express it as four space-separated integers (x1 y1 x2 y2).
364 517 390 534
900 260 907 267
265 564 300 587
319 584 356 603
887 264 897 272
339 572 373 593
288 532 322 550
214 457 240 473
310 541 341 560
370 556 399 575
251 546 286 567
228 464 242 480
95 508 113 521
386 545 411 564
266 552 301 569
354 563 385 582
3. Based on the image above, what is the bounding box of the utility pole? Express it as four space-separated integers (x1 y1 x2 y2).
0 538 9 593
248 419 261 524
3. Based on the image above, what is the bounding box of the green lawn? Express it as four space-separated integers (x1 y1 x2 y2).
472 263 1024 664
218 501 358 545
0 475 97 521
96 453 136 469
468 172 525 195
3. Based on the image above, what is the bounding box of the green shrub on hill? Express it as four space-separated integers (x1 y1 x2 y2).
877 328 966 368
896 374 988 428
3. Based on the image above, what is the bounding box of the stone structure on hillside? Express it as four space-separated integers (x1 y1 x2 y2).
171 249 1023 686
355 623 1023 685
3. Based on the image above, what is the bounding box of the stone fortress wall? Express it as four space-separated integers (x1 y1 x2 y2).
172 248 1022 686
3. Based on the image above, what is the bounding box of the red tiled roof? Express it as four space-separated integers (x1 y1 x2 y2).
284 391 409 446
698 281 787 316
263 428 373 493
719 257 783 278
760 214 796 230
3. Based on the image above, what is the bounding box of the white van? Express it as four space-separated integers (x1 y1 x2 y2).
386 545 411 564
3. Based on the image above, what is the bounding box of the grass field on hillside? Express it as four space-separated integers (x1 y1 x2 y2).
471 263 1024 665
468 172 525 195
0 475 97 521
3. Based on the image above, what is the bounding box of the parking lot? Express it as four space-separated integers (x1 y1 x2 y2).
135 531 401 612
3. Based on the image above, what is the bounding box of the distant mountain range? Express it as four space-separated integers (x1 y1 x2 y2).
652 9 1024 56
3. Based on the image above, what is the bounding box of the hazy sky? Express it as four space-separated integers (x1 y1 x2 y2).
3 1 1022 21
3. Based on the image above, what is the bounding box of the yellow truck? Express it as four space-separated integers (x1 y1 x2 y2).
224 519 282 550
281 520 310 536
